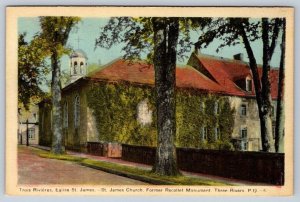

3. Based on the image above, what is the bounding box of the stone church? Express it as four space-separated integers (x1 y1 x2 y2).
38 49 280 152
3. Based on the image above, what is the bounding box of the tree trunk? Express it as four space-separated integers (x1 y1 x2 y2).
239 19 280 152
260 18 275 152
275 18 286 153
239 25 269 151
151 18 180 176
51 50 64 154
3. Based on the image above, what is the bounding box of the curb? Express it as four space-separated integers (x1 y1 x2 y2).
80 162 176 185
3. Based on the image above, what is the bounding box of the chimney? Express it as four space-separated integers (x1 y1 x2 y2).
233 53 244 61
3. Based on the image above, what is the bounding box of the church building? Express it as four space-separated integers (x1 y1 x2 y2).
38 49 280 153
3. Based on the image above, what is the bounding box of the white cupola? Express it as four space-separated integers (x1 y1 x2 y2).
69 49 88 83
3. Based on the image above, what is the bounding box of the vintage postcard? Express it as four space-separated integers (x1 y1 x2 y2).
6 7 294 196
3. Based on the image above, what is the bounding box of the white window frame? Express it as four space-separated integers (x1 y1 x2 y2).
214 101 220 115
241 127 247 139
240 104 247 116
29 128 35 139
215 127 220 140
246 78 252 92
201 126 207 141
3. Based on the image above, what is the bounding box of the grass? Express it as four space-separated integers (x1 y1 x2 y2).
81 159 231 186
31 146 232 186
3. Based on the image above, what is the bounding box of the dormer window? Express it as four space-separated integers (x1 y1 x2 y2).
246 78 252 92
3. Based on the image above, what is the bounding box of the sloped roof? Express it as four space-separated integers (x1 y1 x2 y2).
87 55 279 99
89 59 225 93
195 54 279 99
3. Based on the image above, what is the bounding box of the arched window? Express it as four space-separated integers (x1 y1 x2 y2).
74 61 78 74
63 102 68 128
80 62 84 74
74 95 80 128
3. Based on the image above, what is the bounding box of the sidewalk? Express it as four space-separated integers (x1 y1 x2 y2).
32 145 268 186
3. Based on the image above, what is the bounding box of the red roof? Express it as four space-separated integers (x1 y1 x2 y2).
195 54 279 99
88 55 279 99
89 59 225 93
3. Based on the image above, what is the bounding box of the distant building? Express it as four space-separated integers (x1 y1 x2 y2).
18 105 39 145
38 49 281 152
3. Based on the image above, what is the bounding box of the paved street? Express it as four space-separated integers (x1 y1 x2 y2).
18 146 148 185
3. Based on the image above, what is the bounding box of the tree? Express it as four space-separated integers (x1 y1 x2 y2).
18 33 49 110
39 17 80 154
196 18 283 152
275 18 286 153
96 17 210 175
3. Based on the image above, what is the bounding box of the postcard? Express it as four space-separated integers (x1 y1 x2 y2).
6 6 294 196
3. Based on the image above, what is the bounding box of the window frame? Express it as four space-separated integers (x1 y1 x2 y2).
201 126 208 141
246 78 252 92
240 104 247 116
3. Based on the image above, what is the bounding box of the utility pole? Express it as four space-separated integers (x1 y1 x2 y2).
26 119 29 146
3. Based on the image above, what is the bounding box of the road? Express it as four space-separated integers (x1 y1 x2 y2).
18 146 148 185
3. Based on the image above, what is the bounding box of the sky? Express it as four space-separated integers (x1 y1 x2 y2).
18 17 282 91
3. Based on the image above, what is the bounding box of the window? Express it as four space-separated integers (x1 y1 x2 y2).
80 62 84 74
63 102 68 128
74 95 80 128
215 127 220 140
74 61 78 74
241 141 248 151
137 99 152 125
246 79 252 92
214 102 220 115
241 127 247 139
29 128 35 139
240 104 247 116
201 127 207 141
200 102 205 112
272 123 276 139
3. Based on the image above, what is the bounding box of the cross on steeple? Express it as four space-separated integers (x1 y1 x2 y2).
76 36 82 49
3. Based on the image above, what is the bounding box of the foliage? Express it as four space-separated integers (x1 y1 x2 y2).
87 82 235 150
96 17 211 63
87 63 102 74
39 16 81 154
196 17 284 152
176 90 235 150
87 82 157 146
39 17 81 56
18 33 50 109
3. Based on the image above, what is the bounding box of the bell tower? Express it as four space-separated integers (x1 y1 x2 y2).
69 49 88 83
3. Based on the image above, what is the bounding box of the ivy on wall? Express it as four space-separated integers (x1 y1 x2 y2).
87 82 157 146
87 82 235 150
176 90 235 150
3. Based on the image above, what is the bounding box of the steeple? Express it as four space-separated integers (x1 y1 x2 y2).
69 49 88 83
